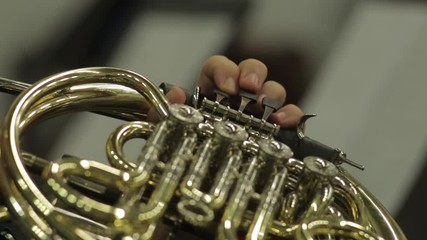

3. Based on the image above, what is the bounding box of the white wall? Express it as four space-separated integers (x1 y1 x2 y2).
302 2 427 213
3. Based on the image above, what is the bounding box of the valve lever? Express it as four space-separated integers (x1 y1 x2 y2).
238 90 257 112
296 114 317 138
213 89 229 104
261 97 282 121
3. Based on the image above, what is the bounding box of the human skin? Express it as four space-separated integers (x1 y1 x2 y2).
164 55 303 127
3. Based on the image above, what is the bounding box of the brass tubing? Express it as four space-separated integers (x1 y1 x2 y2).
0 206 9 221
299 182 334 220
134 105 203 237
180 138 218 202
0 67 168 239
342 172 407 240
178 121 248 226
135 133 198 235
218 155 263 240
0 67 408 239
110 121 169 207
208 150 244 209
297 219 385 240
332 174 370 227
246 167 288 240
107 121 156 171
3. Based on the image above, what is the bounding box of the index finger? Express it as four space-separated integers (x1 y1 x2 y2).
198 55 240 95
237 58 268 93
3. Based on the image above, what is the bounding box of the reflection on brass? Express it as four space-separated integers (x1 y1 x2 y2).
0 67 406 239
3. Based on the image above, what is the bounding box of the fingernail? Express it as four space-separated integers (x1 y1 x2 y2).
257 94 266 104
222 77 237 94
244 73 259 88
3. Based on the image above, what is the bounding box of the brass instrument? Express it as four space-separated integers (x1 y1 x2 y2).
0 67 407 239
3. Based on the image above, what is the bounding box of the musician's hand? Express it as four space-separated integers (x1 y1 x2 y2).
164 55 303 127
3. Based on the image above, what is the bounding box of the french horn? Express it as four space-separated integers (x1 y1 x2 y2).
0 67 407 239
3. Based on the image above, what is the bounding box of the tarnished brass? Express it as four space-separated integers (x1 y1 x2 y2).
0 67 406 239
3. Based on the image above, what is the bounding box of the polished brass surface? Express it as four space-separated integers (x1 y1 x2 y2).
0 67 406 239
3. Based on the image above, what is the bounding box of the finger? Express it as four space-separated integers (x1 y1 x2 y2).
269 104 304 127
198 55 240 95
146 86 186 122
238 58 268 93
245 81 286 117
257 81 286 105
165 86 186 104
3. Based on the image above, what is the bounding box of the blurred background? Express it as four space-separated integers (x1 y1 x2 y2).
1 0 426 238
